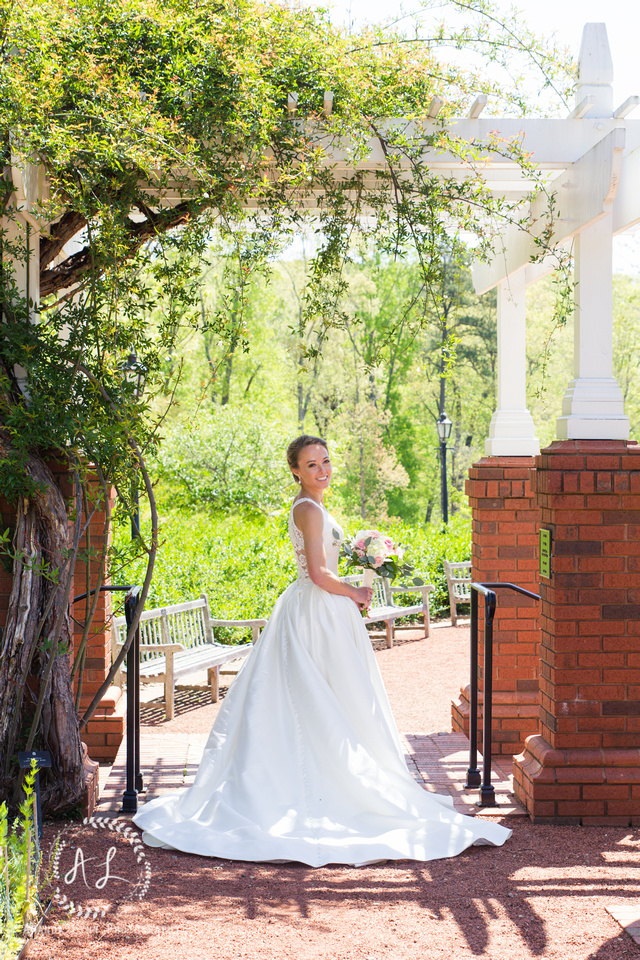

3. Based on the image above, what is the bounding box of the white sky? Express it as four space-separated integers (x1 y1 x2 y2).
302 0 640 272
310 0 639 107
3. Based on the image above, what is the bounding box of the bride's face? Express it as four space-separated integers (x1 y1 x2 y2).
295 444 332 492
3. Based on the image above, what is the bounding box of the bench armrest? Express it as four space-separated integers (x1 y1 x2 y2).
209 618 268 628
139 642 185 653
209 617 267 642
114 641 185 653
391 583 434 596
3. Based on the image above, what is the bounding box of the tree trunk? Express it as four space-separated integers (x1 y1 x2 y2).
0 447 85 814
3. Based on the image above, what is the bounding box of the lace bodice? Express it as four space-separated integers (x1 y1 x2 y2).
289 498 343 582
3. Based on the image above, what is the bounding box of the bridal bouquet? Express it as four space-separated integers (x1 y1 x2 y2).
341 529 423 588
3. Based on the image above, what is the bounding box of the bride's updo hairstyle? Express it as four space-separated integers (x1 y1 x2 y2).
286 435 328 483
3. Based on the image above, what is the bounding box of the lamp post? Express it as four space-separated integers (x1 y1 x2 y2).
122 350 147 540
436 410 452 524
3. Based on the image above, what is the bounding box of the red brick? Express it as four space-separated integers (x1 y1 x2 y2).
606 541 640 556
596 473 613 493
554 733 605 749
579 473 596 493
557 801 605 816
604 735 640 749
563 473 579 493
580 525 626 540
577 717 626 732
578 685 625 700
578 557 624 572
586 456 623 469
606 801 637 816
531 784 580 800
528 801 557 817
603 668 640 682
581 816 633 826
604 573 639 587
583 784 630 800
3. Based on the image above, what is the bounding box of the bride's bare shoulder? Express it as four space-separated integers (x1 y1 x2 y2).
291 498 323 530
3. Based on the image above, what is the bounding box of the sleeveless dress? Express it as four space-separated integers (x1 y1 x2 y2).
132 498 511 865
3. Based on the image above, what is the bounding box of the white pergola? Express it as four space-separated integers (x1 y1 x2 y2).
472 22 639 453
342 22 639 454
9 22 639 455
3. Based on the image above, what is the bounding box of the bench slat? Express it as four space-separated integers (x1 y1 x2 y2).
139 642 253 678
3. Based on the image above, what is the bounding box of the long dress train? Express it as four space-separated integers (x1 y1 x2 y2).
132 497 511 865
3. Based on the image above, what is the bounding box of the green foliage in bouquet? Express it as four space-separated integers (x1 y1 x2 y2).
341 531 424 585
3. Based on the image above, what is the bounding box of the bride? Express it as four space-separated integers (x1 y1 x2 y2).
132 434 511 864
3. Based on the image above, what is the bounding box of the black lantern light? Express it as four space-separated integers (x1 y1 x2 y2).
436 411 452 524
122 350 147 399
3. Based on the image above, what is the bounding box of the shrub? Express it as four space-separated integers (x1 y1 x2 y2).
154 406 293 512
113 506 471 639
0 765 46 958
113 510 297 641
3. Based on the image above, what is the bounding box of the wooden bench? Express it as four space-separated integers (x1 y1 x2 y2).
111 593 266 720
443 560 472 626
341 573 434 648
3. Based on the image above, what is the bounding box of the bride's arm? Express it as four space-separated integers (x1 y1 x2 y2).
295 503 373 608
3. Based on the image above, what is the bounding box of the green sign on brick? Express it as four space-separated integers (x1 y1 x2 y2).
539 528 551 579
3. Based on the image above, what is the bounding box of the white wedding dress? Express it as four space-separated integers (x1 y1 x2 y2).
132 498 511 865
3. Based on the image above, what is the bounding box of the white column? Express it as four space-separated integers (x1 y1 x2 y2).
485 269 540 457
3 212 40 320
556 214 628 440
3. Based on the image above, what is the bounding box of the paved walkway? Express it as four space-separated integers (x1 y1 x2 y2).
99 727 525 819
97 622 524 820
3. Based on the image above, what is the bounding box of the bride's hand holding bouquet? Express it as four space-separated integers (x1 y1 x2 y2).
341 530 423 610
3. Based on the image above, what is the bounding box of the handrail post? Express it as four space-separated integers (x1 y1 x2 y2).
466 589 481 788
122 586 142 813
478 590 497 807
134 618 143 793
465 581 540 808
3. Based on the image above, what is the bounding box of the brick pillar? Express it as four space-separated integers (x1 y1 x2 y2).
514 440 640 825
451 456 540 754
0 459 125 780
69 477 126 764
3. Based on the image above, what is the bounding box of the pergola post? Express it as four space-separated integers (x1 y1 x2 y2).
485 269 539 457
556 214 629 440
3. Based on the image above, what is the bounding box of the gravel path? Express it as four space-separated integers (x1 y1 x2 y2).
33 624 640 960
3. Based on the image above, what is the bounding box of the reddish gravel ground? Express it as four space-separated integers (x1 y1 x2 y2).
33 624 640 960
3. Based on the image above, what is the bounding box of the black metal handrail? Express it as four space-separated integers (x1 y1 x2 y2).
466 581 541 807
72 584 143 813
